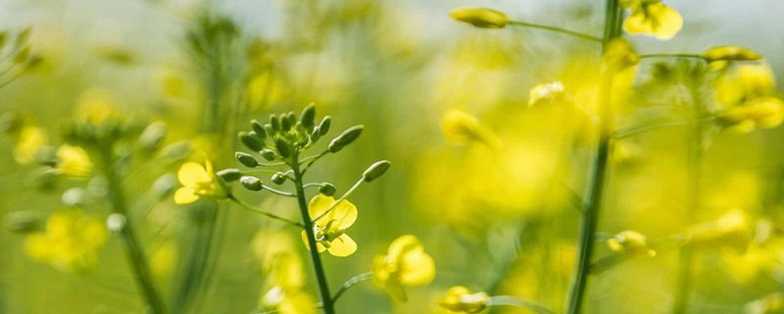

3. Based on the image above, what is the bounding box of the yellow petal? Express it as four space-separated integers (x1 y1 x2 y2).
300 230 327 253
308 195 357 229
327 234 357 257
399 249 436 286
648 3 683 40
177 162 210 186
174 187 199 204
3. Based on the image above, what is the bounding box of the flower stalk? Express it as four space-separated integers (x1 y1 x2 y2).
565 1 623 314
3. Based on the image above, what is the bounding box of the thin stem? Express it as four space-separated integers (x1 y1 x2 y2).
226 194 303 228
101 149 166 314
292 155 336 314
332 272 373 303
313 176 364 222
639 53 706 61
565 1 622 314
303 182 326 189
508 21 602 42
260 184 296 197
489 296 555 314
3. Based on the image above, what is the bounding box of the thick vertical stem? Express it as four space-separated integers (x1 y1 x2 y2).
565 1 622 314
292 156 336 314
102 150 166 314
672 76 705 314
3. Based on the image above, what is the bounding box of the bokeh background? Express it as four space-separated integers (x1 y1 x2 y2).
1 0 784 313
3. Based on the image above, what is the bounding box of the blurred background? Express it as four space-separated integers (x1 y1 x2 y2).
1 0 784 313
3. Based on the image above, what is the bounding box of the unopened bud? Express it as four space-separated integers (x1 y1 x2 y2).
251 119 267 139
362 160 391 182
240 176 263 191
235 152 259 168
5 211 41 233
318 116 332 136
260 148 276 161
449 7 508 29
300 104 316 130
271 172 286 185
319 183 336 196
217 168 242 182
269 114 280 131
138 121 167 151
274 138 290 158
328 125 364 153
240 131 264 151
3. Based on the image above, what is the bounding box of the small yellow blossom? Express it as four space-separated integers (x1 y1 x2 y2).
301 194 358 257
150 241 178 279
714 64 784 132
55 145 93 177
685 209 752 250
439 286 490 313
449 7 508 29
76 89 119 125
261 286 316 314
621 0 683 40
253 231 305 289
372 234 435 301
528 81 565 107
24 209 107 271
174 160 223 204
704 46 762 63
13 125 47 164
441 110 500 147
607 230 656 257
720 97 784 133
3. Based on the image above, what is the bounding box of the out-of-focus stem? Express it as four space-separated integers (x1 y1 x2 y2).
508 21 602 42
292 153 336 314
565 1 622 314
101 149 166 314
672 72 705 314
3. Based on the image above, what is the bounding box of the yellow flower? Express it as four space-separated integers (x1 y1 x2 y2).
13 125 47 164
449 7 508 29
76 89 119 125
174 160 223 204
606 230 656 257
253 231 305 289
528 81 565 107
439 286 490 314
685 209 752 250
622 0 683 40
719 97 784 133
261 286 316 314
441 110 500 148
56 145 93 177
150 241 178 279
715 64 776 107
372 234 435 301
23 209 107 271
301 195 358 257
703 45 762 64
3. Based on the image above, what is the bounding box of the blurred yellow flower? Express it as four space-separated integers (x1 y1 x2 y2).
714 64 784 132
441 109 499 147
685 209 752 250
247 72 288 109
703 45 762 71
76 89 119 125
301 195 358 257
150 241 178 279
13 125 47 164
606 230 656 257
24 209 107 271
55 145 93 177
621 0 683 40
720 97 784 133
372 234 435 301
253 231 306 289
439 286 490 313
174 160 223 204
746 292 784 314
528 81 565 107
449 7 508 29
261 286 316 314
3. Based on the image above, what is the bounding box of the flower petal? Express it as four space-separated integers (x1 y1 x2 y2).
177 162 210 186
301 230 327 253
399 249 436 286
327 234 357 257
174 187 199 204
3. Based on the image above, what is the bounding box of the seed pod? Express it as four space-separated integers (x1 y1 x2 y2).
217 168 242 182
235 152 259 168
300 104 316 130
362 160 391 182
328 125 364 153
260 148 276 161
318 116 332 136
240 176 263 191
251 119 267 139
319 183 336 196
271 172 286 185
274 138 290 158
240 131 264 151
269 114 280 131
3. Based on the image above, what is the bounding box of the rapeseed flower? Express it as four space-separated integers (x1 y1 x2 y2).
449 7 508 29
301 194 358 257
621 0 683 40
372 234 435 301
714 64 784 132
439 286 490 313
55 145 92 177
174 160 224 204
13 125 47 164
24 209 107 271
606 230 656 257
441 109 500 147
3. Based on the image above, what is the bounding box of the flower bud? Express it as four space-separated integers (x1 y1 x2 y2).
318 116 332 136
235 152 259 168
260 148 276 161
281 114 292 131
240 131 264 151
107 213 127 232
271 172 286 185
251 119 267 139
138 121 167 152
363 160 391 182
152 174 176 199
319 183 337 196
263 123 275 136
310 128 321 142
62 187 87 206
300 104 316 130
240 176 263 191
328 125 364 153
217 168 242 182
449 7 508 29
269 114 280 131
286 112 297 127
274 138 291 158
703 46 762 63
5 210 41 233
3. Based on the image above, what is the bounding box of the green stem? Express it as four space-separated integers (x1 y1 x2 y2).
639 53 706 60
508 21 602 42
565 1 622 314
331 272 373 303
672 70 706 314
292 154 336 314
101 149 166 314
227 194 303 228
